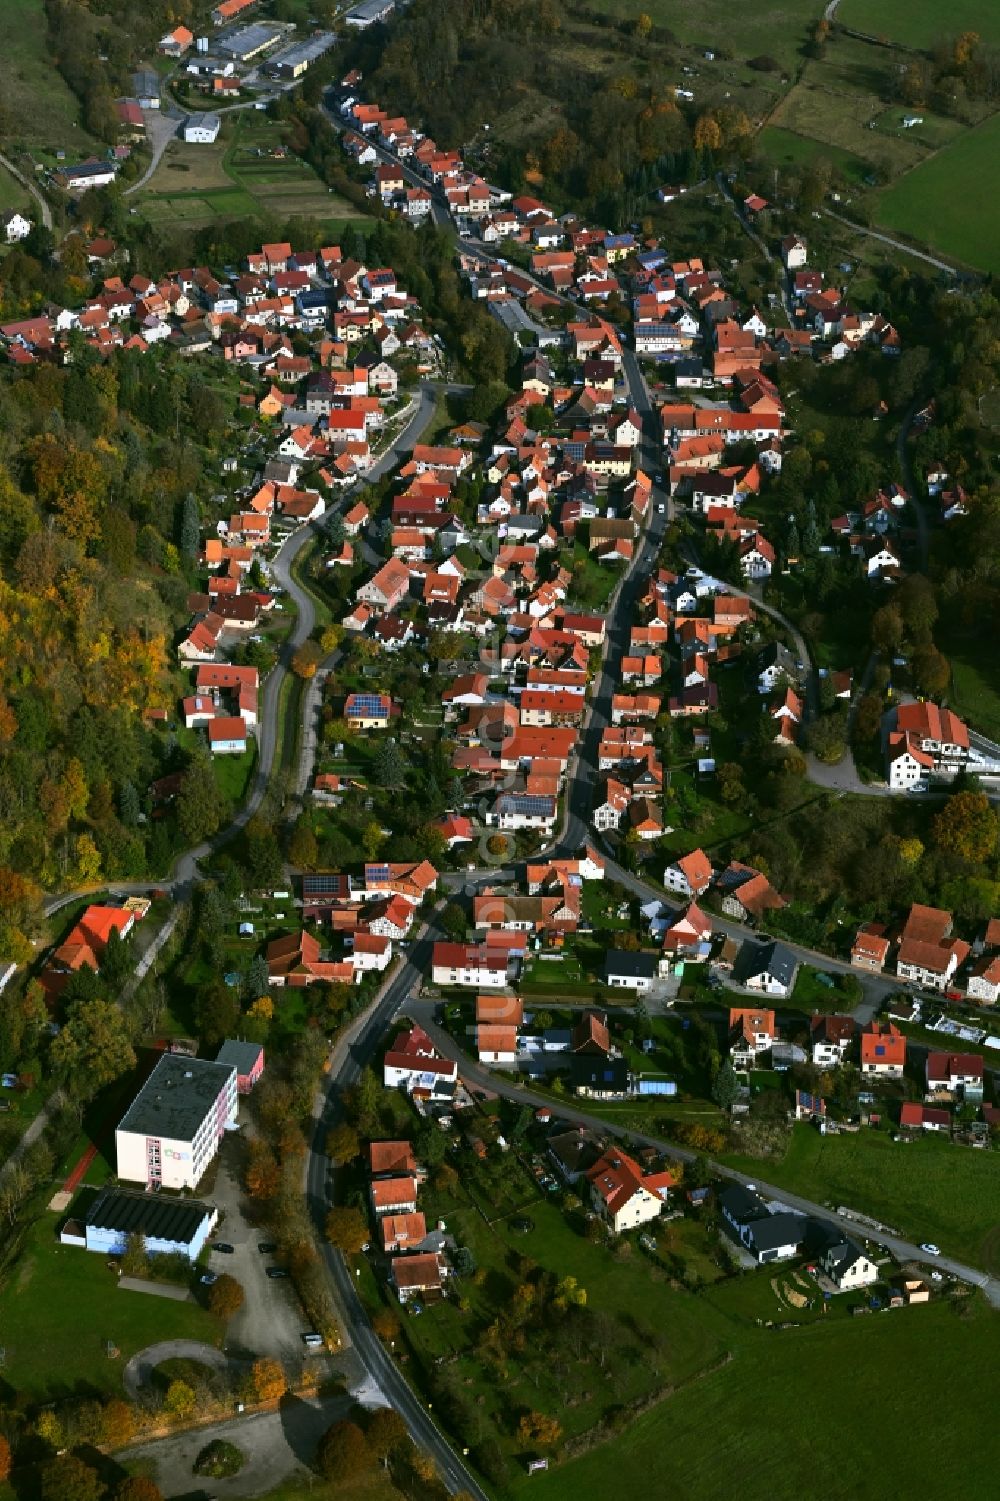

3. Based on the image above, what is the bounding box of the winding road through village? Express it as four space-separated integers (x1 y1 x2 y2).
25 124 999 1496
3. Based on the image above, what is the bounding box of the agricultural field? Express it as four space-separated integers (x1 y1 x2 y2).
875 111 1000 272
837 0 1000 50
0 0 100 155
517 1295 1000 1501
135 115 369 233
724 1124 1000 1270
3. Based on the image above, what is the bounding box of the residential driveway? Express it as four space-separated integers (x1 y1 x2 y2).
123 1341 229 1401
120 1393 353 1498
209 1136 315 1367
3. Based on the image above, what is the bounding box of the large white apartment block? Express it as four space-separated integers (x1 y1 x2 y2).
115 1054 238 1191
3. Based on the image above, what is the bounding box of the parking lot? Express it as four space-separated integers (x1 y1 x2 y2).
207 1137 315 1367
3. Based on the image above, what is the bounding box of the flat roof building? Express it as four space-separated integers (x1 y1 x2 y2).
61 1188 218 1261
345 0 395 27
116 1054 237 1191
216 20 284 60
265 31 336 78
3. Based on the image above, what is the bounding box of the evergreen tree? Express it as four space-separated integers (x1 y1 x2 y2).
244 954 270 1002
119 779 141 827
180 492 200 560
800 499 820 556
374 738 407 790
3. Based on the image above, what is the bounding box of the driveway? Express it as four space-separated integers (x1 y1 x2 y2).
208 1136 314 1366
120 1393 353 1498
123 1341 229 1401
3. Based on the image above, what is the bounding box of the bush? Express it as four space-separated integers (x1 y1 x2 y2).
748 54 780 71
194 1440 244 1478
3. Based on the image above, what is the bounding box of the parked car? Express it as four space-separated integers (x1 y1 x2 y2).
920 1242 941 1256
200 1272 218 1285
257 1241 277 1254
265 1267 289 1279
301 1332 323 1347
213 1243 235 1254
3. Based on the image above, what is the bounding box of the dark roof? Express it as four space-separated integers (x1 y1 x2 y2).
569 1056 630 1091
745 1211 805 1254
603 949 658 979
85 1188 214 1243
216 1039 264 1074
118 1054 234 1140
719 1183 768 1225
732 939 797 988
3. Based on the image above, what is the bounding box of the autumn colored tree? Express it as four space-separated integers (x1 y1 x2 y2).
317 1420 371 1480
99 1399 137 1449
366 1407 408 1467
372 1307 401 1341
114 1479 164 1501
292 641 322 679
250 1358 287 1403
693 113 722 151
932 791 998 864
326 1122 361 1162
41 1452 106 1501
325 1206 369 1253
0 1435 10 1482
517 1411 562 1450
246 1141 281 1200
552 1276 586 1312
207 1273 245 1319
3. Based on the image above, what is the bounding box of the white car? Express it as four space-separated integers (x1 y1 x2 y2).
920 1242 941 1256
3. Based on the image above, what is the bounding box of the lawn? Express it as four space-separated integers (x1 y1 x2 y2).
942 640 1000 742
723 1123 1000 1271
875 112 1000 272
514 1295 1000 1501
0 163 31 216
837 0 1000 49
0 1214 222 1400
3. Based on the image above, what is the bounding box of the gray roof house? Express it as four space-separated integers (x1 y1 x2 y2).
756 642 801 694
719 1184 805 1265
603 949 658 991
732 939 798 998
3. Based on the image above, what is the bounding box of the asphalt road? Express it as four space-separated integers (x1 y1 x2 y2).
305 909 490 1501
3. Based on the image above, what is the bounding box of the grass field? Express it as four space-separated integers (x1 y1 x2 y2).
876 112 1000 272
724 1124 1000 1270
0 163 31 216
756 124 869 181
769 32 948 177
0 0 100 155
583 0 824 72
515 1295 1000 1501
136 115 369 232
837 0 1000 49
0 1214 222 1400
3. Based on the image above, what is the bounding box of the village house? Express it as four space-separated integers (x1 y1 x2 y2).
585 1147 674 1234
860 1021 906 1080
728 1006 777 1067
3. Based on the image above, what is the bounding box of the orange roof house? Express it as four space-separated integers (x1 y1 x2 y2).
368 1140 417 1176
860 1021 906 1075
